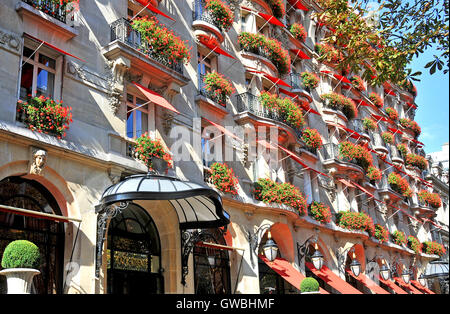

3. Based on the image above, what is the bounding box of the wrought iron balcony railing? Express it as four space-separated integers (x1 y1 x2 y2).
110 18 184 75
349 119 365 135
192 0 225 31
321 143 361 168
22 0 68 23
198 73 227 106
235 92 302 137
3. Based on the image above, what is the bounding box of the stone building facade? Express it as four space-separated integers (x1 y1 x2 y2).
0 0 447 294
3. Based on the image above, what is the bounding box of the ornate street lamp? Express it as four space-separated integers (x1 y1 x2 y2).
379 259 390 281
349 252 361 277
262 231 279 262
418 273 427 287
311 243 324 270
402 266 411 284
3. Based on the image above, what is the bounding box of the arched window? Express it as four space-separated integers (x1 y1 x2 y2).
0 176 65 294
107 203 163 294
193 228 231 294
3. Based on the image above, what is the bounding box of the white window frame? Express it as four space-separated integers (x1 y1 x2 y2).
126 93 151 139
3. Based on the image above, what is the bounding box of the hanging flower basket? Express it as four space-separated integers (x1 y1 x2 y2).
385 107 399 121
134 133 173 172
405 153 428 170
308 201 332 224
388 172 412 197
422 241 446 256
203 71 235 106
301 128 323 150
204 0 234 31
399 118 421 137
374 224 389 243
407 235 422 254
300 71 319 89
253 178 308 215
16 96 72 139
259 91 305 129
336 211 376 236
350 75 366 92
363 117 377 131
369 92 383 108
290 23 307 42
381 132 394 145
418 190 442 208
338 141 373 170
397 143 408 157
367 166 382 182
392 230 407 246
208 162 239 195
321 92 357 120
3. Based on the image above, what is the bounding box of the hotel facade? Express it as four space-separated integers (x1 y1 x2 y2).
0 0 448 294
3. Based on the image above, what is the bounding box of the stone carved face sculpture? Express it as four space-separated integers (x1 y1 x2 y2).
30 149 47 175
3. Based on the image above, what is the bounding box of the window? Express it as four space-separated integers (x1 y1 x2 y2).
126 93 149 139
198 51 213 75
19 45 60 100
201 124 223 168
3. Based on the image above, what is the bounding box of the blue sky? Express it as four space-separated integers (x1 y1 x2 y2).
409 49 449 154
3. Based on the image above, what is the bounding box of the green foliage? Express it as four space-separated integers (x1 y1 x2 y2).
300 277 320 292
1 240 41 269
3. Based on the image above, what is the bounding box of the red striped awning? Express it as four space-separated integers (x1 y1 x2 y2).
334 74 351 84
410 280 435 294
291 49 310 60
263 73 292 88
356 99 371 107
136 0 175 21
258 12 285 27
132 82 180 114
346 271 390 294
25 33 86 62
379 277 408 294
393 277 423 294
352 182 375 198
199 35 235 59
305 262 363 294
260 256 329 294
203 117 243 142
388 127 403 135
287 0 308 11
279 87 299 99
371 114 388 123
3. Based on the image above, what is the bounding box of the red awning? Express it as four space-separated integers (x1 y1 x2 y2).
279 87 299 99
199 35 235 59
305 262 362 294
388 127 403 135
260 256 329 294
346 270 390 294
384 89 396 96
406 102 417 109
410 138 424 146
287 0 309 11
338 124 363 139
371 114 388 123
25 33 86 62
136 0 175 20
338 178 355 189
352 182 375 199
410 280 435 294
132 82 180 114
378 277 408 294
299 101 321 116
203 117 243 142
258 12 285 27
263 73 292 88
257 139 278 151
334 74 351 84
393 277 423 294
276 144 329 177
291 49 310 60
0 204 80 223
356 99 371 107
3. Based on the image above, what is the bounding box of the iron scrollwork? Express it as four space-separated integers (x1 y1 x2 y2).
95 201 130 278
296 234 318 267
247 224 272 268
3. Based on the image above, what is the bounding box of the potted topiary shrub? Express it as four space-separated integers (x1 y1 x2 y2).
0 240 41 294
300 277 320 294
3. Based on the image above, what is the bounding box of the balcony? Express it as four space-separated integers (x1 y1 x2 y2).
377 173 404 204
192 0 225 42
410 199 437 218
349 119 370 142
320 143 365 179
16 0 78 39
196 73 229 117
234 92 302 140
289 73 313 102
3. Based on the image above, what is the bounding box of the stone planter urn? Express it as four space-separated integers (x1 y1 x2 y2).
0 268 40 294
300 290 320 294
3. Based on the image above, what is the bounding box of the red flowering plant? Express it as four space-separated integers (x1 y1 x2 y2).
134 133 173 170
290 23 307 42
16 95 72 139
203 71 235 106
338 141 373 170
401 79 417 97
259 91 305 129
208 162 239 195
418 190 442 208
253 178 308 215
300 71 319 89
392 230 407 246
374 224 389 243
308 201 332 224
301 128 323 150
363 117 377 131
204 0 234 31
405 153 428 170
369 92 383 108
397 143 408 157
381 131 394 145
314 43 343 64
385 107 399 121
399 118 421 137
320 92 357 120
238 32 291 75
367 166 382 182
407 235 422 254
336 211 376 236
388 172 412 197
131 16 191 65
422 241 446 256
264 0 286 18
350 75 366 92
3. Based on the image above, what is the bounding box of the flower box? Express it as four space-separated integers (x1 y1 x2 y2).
301 128 323 151
381 131 394 145
202 71 235 106
308 201 332 224
290 23 307 42
405 153 427 170
388 172 412 197
407 235 422 254
374 224 389 243
338 141 373 170
418 190 442 209
385 107 398 121
300 71 319 90
134 133 173 172
367 166 382 182
204 0 234 31
208 162 239 194
422 241 446 256
259 91 305 129
369 92 383 109
335 211 375 237
264 0 286 18
399 118 421 137
392 230 407 246
321 92 357 120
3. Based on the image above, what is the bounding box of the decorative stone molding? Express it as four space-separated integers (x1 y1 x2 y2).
0 28 21 54
106 57 131 113
162 112 174 135
29 148 47 176
108 167 122 184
